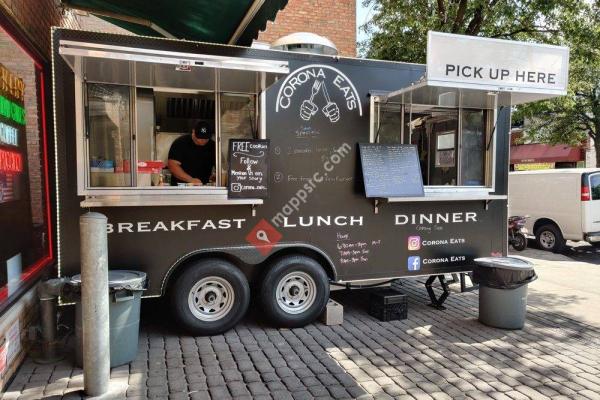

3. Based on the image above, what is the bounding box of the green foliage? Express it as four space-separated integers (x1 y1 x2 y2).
360 0 600 164
513 2 599 148
360 0 581 62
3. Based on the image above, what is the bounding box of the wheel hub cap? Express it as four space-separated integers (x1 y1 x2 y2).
540 231 555 249
276 272 316 315
188 277 235 321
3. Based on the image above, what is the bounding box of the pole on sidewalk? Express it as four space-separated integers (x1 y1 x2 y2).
80 212 110 396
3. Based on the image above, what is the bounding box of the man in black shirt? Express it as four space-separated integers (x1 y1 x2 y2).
168 121 216 185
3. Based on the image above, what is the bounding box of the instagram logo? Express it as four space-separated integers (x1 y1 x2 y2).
407 236 421 251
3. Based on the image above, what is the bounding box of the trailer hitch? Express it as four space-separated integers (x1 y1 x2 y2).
425 275 450 310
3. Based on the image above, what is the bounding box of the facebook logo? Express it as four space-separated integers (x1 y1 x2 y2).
407 256 421 271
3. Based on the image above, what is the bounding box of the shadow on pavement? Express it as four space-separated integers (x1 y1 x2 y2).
522 237 600 264
4 279 600 399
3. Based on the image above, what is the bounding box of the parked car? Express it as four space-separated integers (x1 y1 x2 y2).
509 168 600 252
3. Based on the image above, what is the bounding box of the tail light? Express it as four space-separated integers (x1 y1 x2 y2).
582 184 591 201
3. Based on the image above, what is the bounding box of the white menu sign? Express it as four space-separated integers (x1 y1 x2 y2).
427 31 569 95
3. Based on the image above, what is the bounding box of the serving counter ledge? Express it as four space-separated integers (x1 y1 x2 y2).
80 194 263 207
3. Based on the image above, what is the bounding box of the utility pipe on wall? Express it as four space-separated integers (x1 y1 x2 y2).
37 277 69 363
80 212 110 396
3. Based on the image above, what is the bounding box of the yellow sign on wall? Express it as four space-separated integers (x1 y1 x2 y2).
514 163 554 171
0 63 25 103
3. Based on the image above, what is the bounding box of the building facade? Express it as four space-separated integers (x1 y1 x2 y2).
0 2 127 389
509 128 591 170
257 0 356 56
0 0 77 388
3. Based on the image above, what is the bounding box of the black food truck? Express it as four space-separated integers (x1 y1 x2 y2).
52 29 569 334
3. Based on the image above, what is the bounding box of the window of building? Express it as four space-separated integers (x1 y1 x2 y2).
0 26 52 307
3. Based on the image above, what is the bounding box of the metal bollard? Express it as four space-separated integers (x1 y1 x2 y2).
80 212 110 396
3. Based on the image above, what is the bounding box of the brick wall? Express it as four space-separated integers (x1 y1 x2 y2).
257 0 356 57
0 0 80 59
0 0 80 391
0 284 39 390
75 13 132 35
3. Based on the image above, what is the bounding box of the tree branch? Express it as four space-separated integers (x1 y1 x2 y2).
452 0 468 33
490 27 559 39
437 0 447 28
465 4 484 35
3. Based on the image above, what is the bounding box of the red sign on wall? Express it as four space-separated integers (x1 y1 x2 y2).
0 148 22 173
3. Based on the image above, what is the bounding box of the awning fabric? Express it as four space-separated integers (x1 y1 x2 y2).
510 143 583 164
61 0 288 46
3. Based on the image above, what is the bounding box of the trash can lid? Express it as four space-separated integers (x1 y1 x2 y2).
71 270 147 290
474 257 534 270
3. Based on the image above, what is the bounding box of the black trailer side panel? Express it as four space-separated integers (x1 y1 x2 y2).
52 29 508 296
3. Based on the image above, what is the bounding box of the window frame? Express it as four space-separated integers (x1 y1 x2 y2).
369 95 498 198
589 172 600 201
74 62 267 198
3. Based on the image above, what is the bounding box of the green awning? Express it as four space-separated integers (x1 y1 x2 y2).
61 0 288 46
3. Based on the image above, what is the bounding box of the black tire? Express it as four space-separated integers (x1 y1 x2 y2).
170 258 250 336
260 255 329 328
535 224 565 253
511 232 527 251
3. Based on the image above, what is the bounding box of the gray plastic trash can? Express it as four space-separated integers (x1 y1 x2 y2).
473 257 537 329
71 270 146 367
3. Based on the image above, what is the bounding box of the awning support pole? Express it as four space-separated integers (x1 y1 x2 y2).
228 0 266 44
80 212 110 396
62 4 176 39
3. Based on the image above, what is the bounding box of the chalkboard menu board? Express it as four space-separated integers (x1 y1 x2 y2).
359 143 424 198
228 139 270 199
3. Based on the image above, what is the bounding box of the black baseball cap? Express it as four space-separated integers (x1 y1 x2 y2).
193 120 212 139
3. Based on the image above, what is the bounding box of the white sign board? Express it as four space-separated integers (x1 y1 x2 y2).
427 31 569 96
5 320 20 365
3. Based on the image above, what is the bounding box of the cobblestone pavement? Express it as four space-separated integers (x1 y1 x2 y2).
3 278 600 400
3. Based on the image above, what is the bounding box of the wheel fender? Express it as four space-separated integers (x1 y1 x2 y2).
160 243 337 296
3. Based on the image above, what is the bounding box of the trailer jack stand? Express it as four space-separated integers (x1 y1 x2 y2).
425 275 450 310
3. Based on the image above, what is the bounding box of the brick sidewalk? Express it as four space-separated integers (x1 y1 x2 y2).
3 279 600 400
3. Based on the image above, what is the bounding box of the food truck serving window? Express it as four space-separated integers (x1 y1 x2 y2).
59 41 288 203
370 90 495 190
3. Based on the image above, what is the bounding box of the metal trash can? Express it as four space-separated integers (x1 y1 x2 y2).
473 257 537 329
71 270 146 367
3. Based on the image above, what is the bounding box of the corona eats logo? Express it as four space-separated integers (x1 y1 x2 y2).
275 64 362 123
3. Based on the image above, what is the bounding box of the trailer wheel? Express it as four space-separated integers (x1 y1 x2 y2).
535 224 565 253
170 259 250 335
260 255 329 328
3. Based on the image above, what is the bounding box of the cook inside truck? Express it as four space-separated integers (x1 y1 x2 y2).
167 120 216 186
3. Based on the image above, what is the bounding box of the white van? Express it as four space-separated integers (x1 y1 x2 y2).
509 168 600 252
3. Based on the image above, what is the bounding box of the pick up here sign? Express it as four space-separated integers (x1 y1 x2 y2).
426 31 569 95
